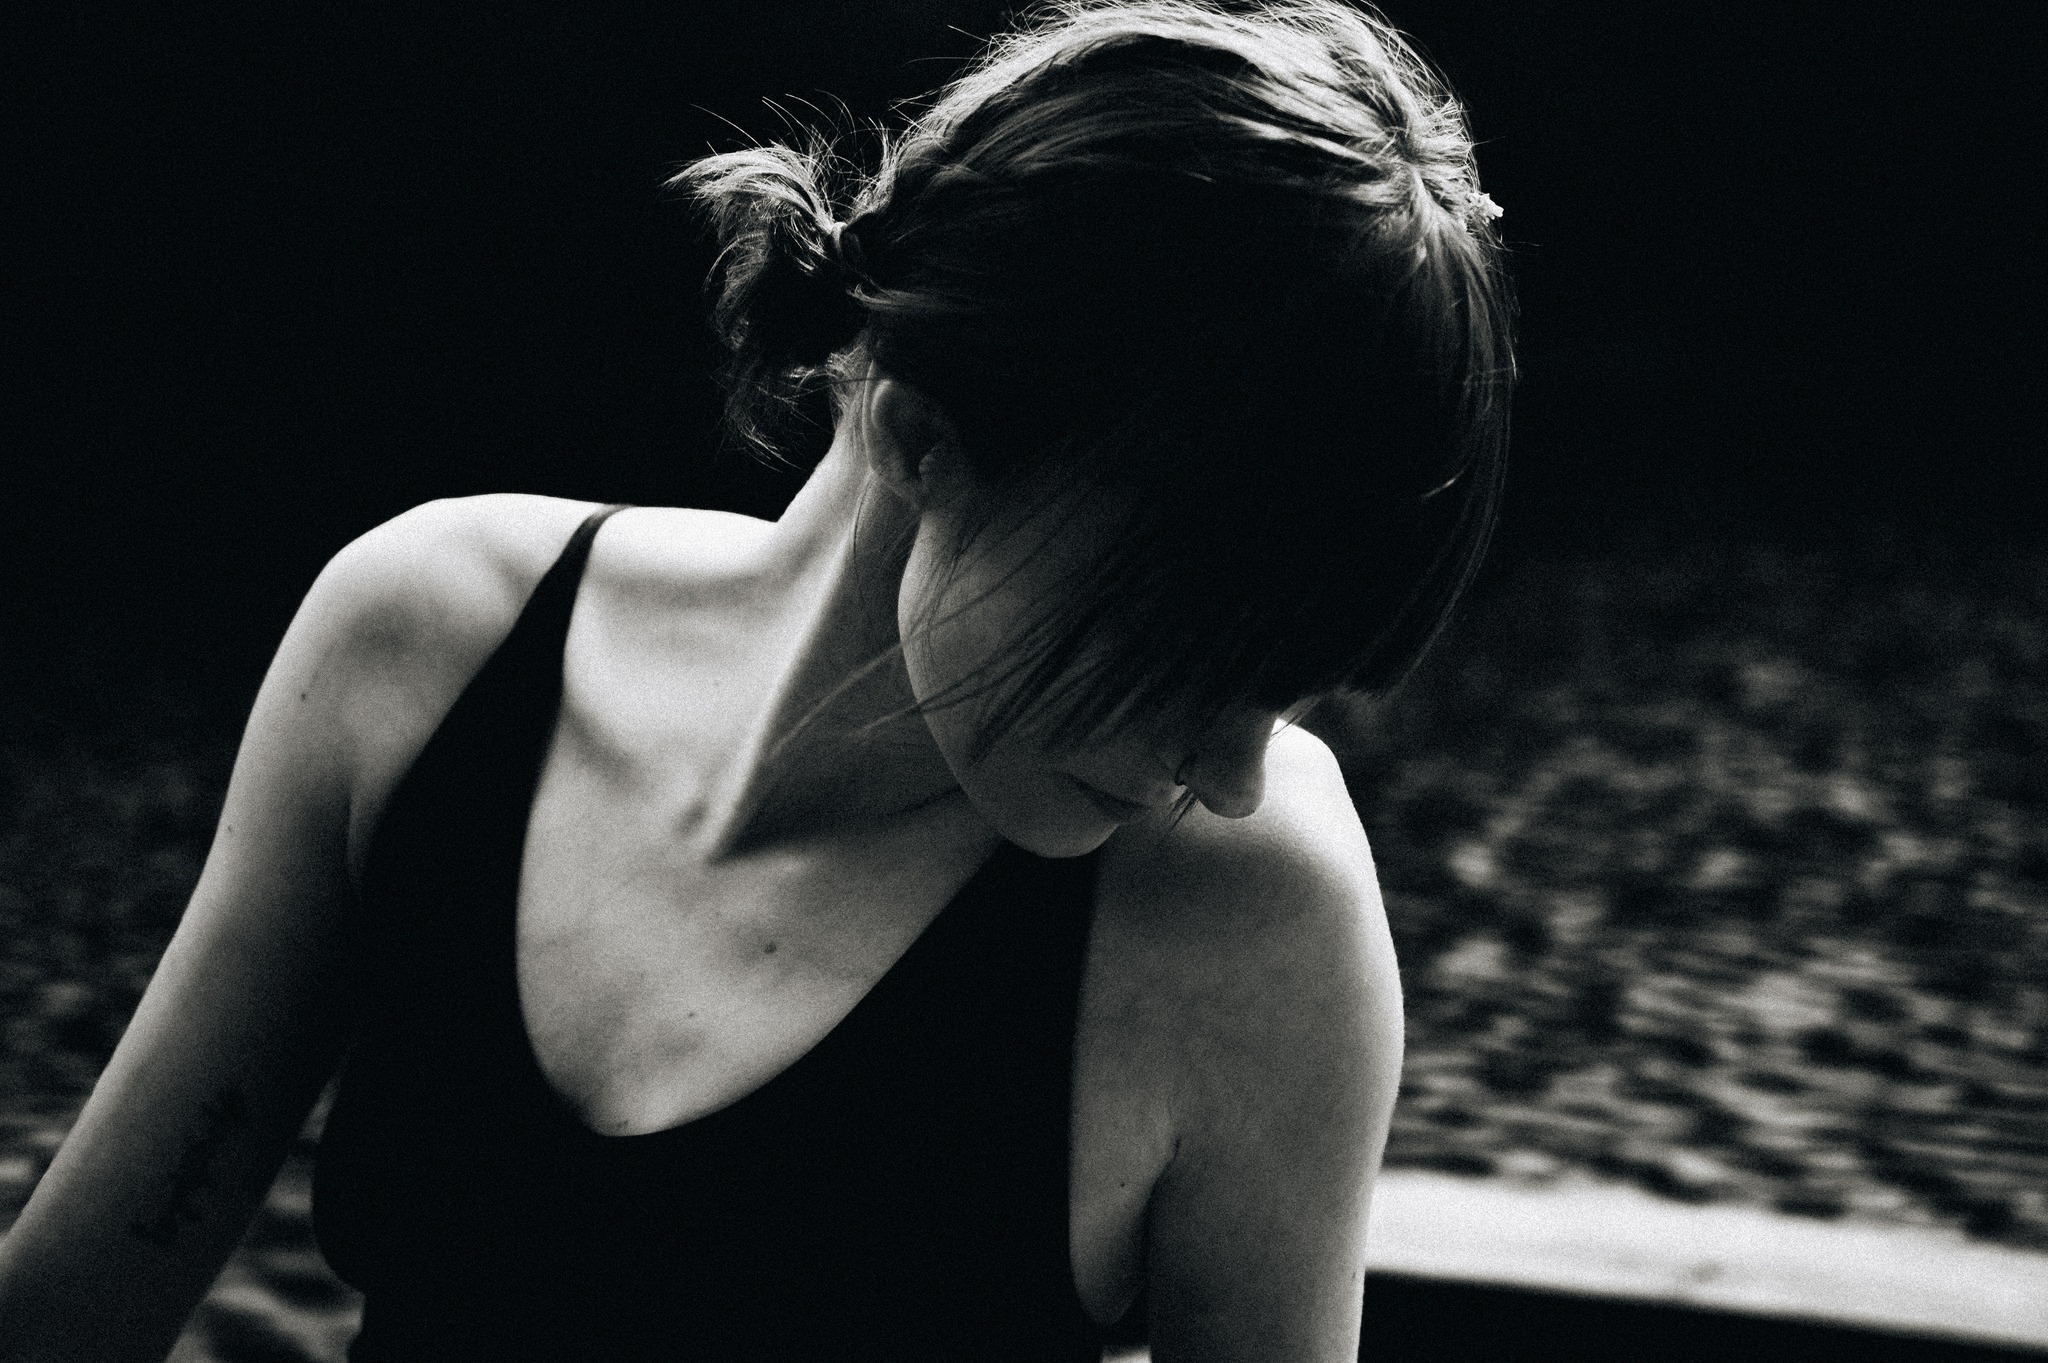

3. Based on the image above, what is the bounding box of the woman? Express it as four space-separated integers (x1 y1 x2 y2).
0 1 1513 1358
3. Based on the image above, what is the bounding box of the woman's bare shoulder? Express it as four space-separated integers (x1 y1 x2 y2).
312 494 600 663
285 495 585 869
1093 723 1400 1116
308 496 769 871
1099 726 1386 974
309 495 772 690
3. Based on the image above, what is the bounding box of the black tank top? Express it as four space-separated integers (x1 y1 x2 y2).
312 506 1112 1362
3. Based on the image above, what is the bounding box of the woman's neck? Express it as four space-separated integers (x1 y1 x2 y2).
699 434 983 861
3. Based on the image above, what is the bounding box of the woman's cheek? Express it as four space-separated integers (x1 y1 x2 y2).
904 638 1113 856
895 517 1116 854
898 528 1021 771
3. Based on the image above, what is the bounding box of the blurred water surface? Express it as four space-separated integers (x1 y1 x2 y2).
1335 538 2048 1244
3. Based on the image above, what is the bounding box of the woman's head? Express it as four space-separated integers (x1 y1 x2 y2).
675 0 1515 842
852 371 1284 853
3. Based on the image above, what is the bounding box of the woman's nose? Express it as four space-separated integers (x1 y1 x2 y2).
1176 708 1276 819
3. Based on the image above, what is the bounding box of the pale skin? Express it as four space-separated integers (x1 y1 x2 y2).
0 372 1404 1363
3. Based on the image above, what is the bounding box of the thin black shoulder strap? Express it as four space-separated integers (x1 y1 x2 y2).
352 502 633 916
519 502 632 644
460 501 633 736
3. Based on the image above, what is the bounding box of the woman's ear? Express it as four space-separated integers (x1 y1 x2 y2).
862 377 964 508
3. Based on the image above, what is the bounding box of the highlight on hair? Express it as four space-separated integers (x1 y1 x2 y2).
670 0 1516 746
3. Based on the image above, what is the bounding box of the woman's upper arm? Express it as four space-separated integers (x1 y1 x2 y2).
0 496 572 1362
1134 735 1405 1363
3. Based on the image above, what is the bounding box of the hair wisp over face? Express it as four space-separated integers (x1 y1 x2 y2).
671 0 1516 741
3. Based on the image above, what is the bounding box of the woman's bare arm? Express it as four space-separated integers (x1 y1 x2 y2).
0 495 587 1361
1123 729 1404 1363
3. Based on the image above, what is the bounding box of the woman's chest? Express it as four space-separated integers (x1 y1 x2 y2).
513 772 1174 1326
515 770 976 1130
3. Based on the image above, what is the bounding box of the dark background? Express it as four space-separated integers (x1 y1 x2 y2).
4 0 2041 690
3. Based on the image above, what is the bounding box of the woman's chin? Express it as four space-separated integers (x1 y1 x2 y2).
950 760 1125 858
974 797 1120 859
1011 822 1118 859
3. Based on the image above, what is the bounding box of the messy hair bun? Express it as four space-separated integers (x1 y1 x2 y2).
672 141 872 459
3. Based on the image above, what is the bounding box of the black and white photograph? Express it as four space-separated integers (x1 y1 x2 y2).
0 2 2041 1359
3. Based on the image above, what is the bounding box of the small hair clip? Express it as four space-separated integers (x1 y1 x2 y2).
1471 191 1503 225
